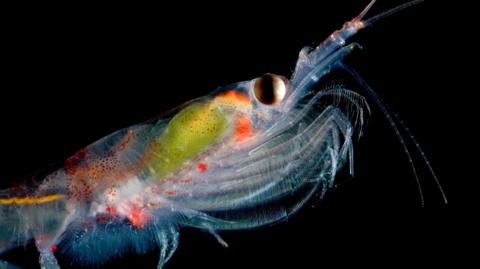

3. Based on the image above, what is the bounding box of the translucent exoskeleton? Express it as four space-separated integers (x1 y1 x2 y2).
0 1 447 268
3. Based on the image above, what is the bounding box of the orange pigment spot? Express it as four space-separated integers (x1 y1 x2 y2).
212 89 251 110
147 200 160 208
234 115 254 141
128 207 149 228
35 235 50 242
198 163 208 172
219 90 250 104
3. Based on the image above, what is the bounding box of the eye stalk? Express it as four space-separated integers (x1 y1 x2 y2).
253 74 287 105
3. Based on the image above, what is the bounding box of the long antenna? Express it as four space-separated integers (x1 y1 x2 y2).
342 64 448 206
363 0 425 26
353 0 377 22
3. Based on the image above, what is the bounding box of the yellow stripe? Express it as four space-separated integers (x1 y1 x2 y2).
0 194 64 205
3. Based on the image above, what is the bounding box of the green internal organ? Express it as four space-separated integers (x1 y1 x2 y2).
149 102 227 178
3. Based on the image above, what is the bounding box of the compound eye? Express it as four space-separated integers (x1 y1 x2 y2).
253 74 287 105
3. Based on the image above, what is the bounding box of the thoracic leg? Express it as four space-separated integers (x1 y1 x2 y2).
155 224 179 269
37 248 60 269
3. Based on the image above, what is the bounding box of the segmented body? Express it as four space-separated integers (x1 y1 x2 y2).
0 1 435 268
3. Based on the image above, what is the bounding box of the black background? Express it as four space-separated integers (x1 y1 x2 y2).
0 1 466 268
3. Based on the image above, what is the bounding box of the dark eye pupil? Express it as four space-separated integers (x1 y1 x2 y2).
254 74 276 105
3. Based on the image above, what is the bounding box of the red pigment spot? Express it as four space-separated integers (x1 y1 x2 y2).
95 213 112 223
179 178 193 184
107 187 117 200
234 115 254 141
65 148 87 175
117 130 135 151
49 245 58 252
128 207 149 228
149 185 160 194
106 206 116 214
164 189 177 196
197 163 208 172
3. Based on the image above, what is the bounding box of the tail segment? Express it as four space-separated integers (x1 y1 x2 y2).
0 189 67 252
